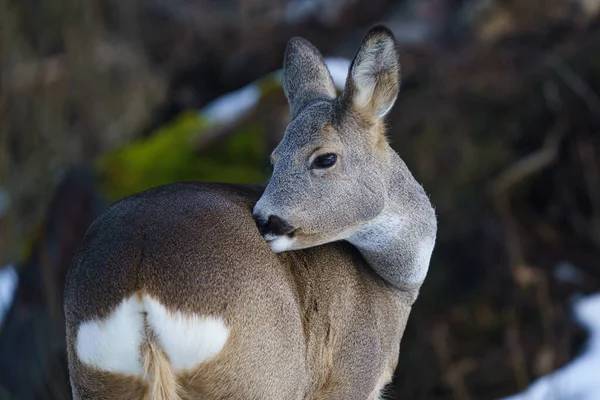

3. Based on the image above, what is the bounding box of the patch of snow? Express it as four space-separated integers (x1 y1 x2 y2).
199 57 351 126
503 292 600 400
202 84 261 125
0 265 18 326
324 58 350 90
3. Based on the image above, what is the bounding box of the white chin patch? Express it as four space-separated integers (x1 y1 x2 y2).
266 235 295 253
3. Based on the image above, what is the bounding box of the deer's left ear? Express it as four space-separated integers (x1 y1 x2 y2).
283 37 336 120
343 26 401 119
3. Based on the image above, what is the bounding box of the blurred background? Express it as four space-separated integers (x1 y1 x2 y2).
1 0 600 399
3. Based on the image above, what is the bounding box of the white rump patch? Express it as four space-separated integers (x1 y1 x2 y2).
76 294 229 376
76 296 145 375
143 295 229 372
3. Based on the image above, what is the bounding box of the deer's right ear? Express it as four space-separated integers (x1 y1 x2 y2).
283 38 336 120
343 26 401 120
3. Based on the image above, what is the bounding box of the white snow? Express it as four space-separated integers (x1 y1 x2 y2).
202 84 261 125
200 57 351 125
503 292 600 400
324 57 351 90
0 265 18 326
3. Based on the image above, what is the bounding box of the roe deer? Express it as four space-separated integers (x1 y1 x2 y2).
64 26 437 400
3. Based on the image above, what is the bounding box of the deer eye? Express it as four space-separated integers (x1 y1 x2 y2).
311 153 337 169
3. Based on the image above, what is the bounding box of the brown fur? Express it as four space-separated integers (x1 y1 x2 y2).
65 26 435 400
65 183 413 399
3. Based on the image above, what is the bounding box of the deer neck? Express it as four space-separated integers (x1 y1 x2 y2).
347 150 436 293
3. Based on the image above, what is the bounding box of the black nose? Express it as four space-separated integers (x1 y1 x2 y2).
253 214 295 236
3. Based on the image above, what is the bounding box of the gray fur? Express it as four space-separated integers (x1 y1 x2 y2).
254 26 437 290
283 38 337 119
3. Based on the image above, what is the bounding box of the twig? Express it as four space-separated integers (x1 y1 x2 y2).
506 308 529 390
490 122 565 271
535 271 556 375
576 139 600 247
431 322 475 400
547 55 600 116
490 123 564 195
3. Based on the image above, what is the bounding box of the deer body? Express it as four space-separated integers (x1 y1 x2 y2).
66 183 409 399
65 27 437 399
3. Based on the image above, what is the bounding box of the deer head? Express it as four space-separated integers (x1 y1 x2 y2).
253 26 408 252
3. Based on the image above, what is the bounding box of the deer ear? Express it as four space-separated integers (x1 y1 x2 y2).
283 37 336 120
343 26 401 119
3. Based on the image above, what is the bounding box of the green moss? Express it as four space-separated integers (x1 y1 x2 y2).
97 111 269 202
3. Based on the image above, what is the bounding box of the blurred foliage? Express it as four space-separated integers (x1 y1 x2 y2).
0 0 167 265
97 112 269 201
